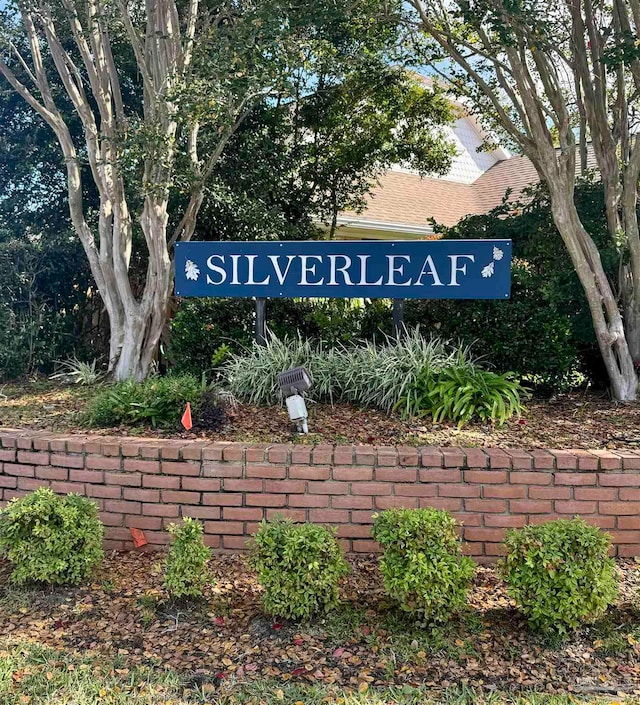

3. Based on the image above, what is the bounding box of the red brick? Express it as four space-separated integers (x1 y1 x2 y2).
18 477 46 491
620 488 640 500
510 471 553 485
598 473 640 487
267 445 289 464
617 516 640 530
123 488 160 503
140 530 171 544
70 469 103 483
464 470 508 484
610 530 640 544
464 527 507 543
331 495 372 509
555 473 597 485
2 463 34 477
510 500 553 514
86 456 121 471
419 498 462 511
101 442 122 457
142 503 180 517
527 514 561 525
549 451 578 469
100 512 124 526
442 449 466 467
617 544 640 557
125 515 162 530
419 468 462 483
573 451 599 470
105 472 142 487
105 499 141 514
182 477 221 492
575 488 617 501
337 524 371 538
264 480 305 494
49 454 84 469
202 494 243 507
289 447 311 464
355 446 376 465
333 446 354 465
351 482 391 496
531 451 555 469
289 495 329 508
528 487 571 500
0 449 16 462
376 448 399 467
453 513 482 527
37 466 68 481
124 459 161 474
223 507 264 521
121 443 142 457
464 449 489 468
202 444 227 461
484 543 507 556
203 462 243 478
222 536 249 550
161 461 200 476
312 446 334 465
86 484 121 499
222 445 245 462
419 449 443 467
223 479 262 493
142 474 180 489
486 449 513 468
289 465 330 480
555 500 596 515
0 476 17 488
351 540 380 553
582 515 615 530
160 444 182 460
246 464 286 480
182 506 221 520
484 514 529 528
50 481 84 495
600 501 640 515
394 484 437 497
617 452 640 469
266 508 306 522
308 481 349 495
506 451 533 469
333 466 372 481
589 450 621 470
351 510 375 523
437 484 480 498
161 490 200 504
465 498 507 513
483 485 526 499
243 445 267 463
182 443 207 461
246 494 286 507
17 451 50 465
374 468 417 482
204 521 244 535
375 496 418 509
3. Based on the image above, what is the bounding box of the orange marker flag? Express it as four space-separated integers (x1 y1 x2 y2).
181 401 193 430
130 527 148 548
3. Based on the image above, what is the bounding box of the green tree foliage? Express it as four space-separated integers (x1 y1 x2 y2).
164 518 212 600
249 518 349 620
500 519 618 634
0 487 104 585
372 508 475 623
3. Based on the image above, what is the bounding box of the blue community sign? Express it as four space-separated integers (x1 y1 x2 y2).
174 240 511 300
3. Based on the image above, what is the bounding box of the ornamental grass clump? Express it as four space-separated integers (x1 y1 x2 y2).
500 519 618 634
0 487 103 585
372 508 475 623
164 517 212 600
249 518 349 620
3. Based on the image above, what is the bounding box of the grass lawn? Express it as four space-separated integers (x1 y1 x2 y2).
1 553 640 704
2 380 640 448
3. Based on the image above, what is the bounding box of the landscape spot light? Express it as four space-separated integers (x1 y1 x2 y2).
277 367 312 434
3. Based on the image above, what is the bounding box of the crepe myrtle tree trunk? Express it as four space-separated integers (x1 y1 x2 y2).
0 0 253 380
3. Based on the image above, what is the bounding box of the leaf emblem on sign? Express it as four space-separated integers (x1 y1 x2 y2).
493 246 504 261
481 262 495 278
185 259 200 281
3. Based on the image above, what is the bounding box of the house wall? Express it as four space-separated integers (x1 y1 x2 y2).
1 430 640 561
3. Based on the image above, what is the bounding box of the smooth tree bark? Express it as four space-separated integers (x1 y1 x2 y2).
0 0 257 380
410 0 640 400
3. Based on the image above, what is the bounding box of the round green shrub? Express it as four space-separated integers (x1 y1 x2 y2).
0 487 104 585
372 508 475 623
500 518 618 634
164 517 212 600
249 518 349 620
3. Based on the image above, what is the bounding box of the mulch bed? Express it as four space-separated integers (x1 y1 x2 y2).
2 382 640 448
1 552 640 696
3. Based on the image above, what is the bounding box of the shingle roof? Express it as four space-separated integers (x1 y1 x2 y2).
338 147 597 231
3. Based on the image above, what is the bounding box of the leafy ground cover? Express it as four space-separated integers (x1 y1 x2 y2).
2 381 640 449
1 551 640 703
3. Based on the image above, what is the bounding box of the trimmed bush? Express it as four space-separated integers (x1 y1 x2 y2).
164 518 212 600
249 518 349 620
500 519 618 634
372 508 475 623
0 487 103 585
85 374 223 429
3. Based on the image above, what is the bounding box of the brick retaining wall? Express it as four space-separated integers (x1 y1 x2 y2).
2 429 640 560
